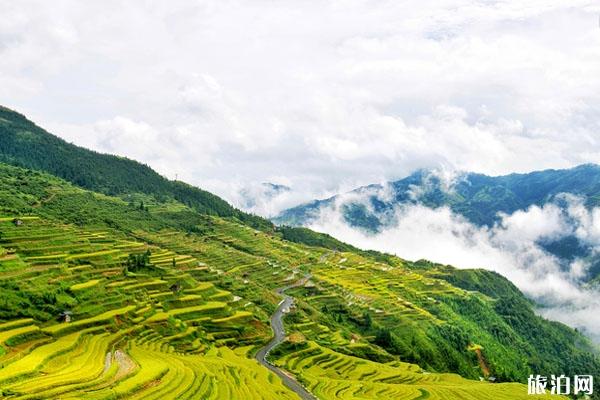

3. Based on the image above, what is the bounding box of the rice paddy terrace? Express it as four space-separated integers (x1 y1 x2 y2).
0 163 579 399
0 217 298 399
0 213 558 399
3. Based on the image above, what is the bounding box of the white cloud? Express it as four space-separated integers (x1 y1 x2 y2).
0 1 599 203
496 205 567 242
307 193 600 338
564 195 600 246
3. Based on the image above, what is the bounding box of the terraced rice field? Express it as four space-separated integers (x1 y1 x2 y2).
0 217 299 398
0 216 559 399
272 341 552 400
0 337 298 399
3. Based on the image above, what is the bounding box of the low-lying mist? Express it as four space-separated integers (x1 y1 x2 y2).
307 192 600 341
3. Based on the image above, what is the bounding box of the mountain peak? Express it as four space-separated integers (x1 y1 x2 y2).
276 163 600 230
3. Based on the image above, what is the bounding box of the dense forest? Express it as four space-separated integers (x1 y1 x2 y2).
0 106 271 231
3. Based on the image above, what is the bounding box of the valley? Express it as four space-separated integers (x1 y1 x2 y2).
0 107 595 399
0 163 583 399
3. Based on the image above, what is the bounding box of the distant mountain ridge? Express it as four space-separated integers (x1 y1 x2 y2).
275 165 600 281
275 164 600 230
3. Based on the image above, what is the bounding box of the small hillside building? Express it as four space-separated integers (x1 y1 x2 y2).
59 311 73 323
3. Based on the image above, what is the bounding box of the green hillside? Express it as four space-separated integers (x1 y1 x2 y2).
0 106 595 398
0 162 593 399
0 106 270 231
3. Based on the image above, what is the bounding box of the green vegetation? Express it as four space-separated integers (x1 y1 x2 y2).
276 226 359 252
0 105 594 398
271 340 545 400
0 106 270 231
0 166 585 398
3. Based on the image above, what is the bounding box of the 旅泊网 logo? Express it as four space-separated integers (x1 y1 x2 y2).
527 374 593 396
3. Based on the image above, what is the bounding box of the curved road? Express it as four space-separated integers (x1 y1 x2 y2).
255 275 317 400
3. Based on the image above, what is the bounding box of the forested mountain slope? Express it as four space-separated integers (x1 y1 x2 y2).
0 106 269 230
0 162 594 399
276 165 600 230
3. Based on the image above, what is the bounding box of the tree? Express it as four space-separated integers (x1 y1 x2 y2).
126 250 152 271
375 328 393 348
363 312 373 328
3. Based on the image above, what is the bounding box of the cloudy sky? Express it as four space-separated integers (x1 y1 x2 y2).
2 0 600 210
307 188 600 338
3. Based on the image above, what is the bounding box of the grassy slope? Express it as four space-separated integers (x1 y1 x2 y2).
0 106 270 231
0 163 593 398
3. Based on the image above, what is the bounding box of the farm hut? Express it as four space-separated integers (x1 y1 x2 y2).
59 311 73 323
